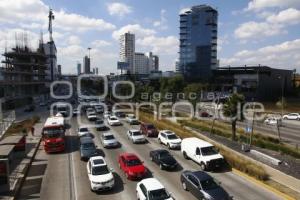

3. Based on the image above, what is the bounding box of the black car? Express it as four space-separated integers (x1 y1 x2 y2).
149 149 178 170
24 105 35 112
115 111 126 118
181 170 232 200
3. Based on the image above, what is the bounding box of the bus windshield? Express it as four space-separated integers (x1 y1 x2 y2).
43 128 64 138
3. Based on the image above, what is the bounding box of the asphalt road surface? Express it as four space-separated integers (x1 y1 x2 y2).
18 113 283 200
175 105 300 146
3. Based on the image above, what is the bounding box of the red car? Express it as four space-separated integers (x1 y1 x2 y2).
140 123 158 137
118 153 147 180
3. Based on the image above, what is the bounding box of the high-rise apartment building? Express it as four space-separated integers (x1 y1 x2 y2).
83 55 90 74
146 52 159 72
119 32 135 74
179 5 218 81
134 53 149 74
77 62 81 75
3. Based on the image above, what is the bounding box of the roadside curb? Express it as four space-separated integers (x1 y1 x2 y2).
232 168 295 200
10 136 42 200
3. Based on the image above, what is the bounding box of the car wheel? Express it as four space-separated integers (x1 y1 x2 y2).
183 151 188 159
182 181 187 191
158 138 162 144
160 164 164 170
200 162 206 171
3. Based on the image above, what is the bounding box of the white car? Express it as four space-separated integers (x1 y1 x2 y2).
107 116 121 126
78 126 89 137
283 113 300 120
136 178 174 200
264 117 282 126
87 113 97 121
127 129 146 144
87 156 114 192
126 114 139 125
158 130 182 149
104 111 111 119
100 132 119 148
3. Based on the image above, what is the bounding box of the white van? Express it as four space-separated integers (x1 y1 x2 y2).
181 137 224 171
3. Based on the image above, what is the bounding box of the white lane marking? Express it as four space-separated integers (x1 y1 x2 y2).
67 123 78 200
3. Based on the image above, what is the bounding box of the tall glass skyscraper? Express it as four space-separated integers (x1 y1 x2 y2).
179 5 218 81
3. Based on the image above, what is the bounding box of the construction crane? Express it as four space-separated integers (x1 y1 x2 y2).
48 8 55 81
48 8 55 42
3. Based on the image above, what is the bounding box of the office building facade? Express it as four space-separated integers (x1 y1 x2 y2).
119 32 135 74
179 5 218 81
83 55 90 74
77 63 81 75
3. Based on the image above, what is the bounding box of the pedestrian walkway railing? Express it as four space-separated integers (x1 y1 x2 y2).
0 110 16 139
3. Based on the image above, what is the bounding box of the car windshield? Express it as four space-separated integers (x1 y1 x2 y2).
96 120 103 124
82 143 95 149
132 131 141 136
110 117 117 120
201 146 218 156
104 135 115 140
92 165 109 175
200 178 219 190
43 129 64 138
167 134 178 140
159 151 171 158
148 188 170 200
80 128 88 132
126 159 142 166
146 124 155 129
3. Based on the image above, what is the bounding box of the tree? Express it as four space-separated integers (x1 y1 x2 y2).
159 75 185 102
223 93 245 141
183 83 204 106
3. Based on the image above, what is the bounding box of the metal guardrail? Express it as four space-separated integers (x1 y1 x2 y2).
0 110 16 139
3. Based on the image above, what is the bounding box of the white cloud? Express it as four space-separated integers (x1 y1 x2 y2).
136 35 178 55
0 0 116 32
153 9 168 30
67 35 81 45
0 0 47 23
266 8 300 25
112 24 156 40
91 40 111 48
54 10 116 32
179 7 190 14
234 21 284 40
220 39 300 71
246 0 300 11
107 2 132 17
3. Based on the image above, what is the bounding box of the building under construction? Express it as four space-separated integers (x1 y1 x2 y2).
0 34 48 109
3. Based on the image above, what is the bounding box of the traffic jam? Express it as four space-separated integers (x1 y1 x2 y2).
40 100 243 200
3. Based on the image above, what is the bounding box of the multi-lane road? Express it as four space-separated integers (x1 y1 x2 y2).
18 112 283 200
175 104 300 146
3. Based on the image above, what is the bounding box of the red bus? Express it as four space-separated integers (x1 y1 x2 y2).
42 115 65 153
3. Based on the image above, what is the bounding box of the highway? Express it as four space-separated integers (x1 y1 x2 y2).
175 105 300 146
18 111 284 200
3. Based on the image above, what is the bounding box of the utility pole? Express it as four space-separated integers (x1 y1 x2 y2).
48 8 55 81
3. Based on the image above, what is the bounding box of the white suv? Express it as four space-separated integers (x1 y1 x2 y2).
158 130 182 149
283 113 300 120
78 126 89 137
127 129 146 144
136 178 173 200
87 156 114 192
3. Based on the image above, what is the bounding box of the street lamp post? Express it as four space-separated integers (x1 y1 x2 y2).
278 75 284 116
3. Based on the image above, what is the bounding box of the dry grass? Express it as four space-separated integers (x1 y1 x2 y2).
5 116 40 136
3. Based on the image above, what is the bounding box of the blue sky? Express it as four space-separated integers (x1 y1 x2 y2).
0 0 300 74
